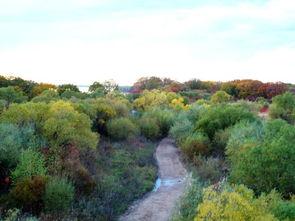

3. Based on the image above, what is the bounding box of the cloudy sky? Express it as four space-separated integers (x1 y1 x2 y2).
0 0 295 85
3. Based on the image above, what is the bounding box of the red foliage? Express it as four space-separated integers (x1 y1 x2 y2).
260 106 269 113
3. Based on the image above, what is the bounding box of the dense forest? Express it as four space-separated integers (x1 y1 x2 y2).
0 75 295 221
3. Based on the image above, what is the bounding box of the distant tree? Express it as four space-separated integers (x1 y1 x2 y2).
258 82 287 99
57 84 80 95
0 86 28 104
31 90 59 103
132 77 180 93
184 79 203 90
89 81 104 93
32 83 56 97
103 80 119 94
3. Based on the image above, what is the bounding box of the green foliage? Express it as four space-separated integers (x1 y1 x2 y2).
212 128 231 154
196 104 255 140
106 117 139 140
172 176 205 221
139 117 160 140
226 120 264 162
0 86 27 104
181 132 210 159
270 92 295 124
11 176 47 213
210 91 232 104
12 149 47 182
170 113 193 145
0 102 48 131
0 124 24 168
44 177 75 212
31 90 59 103
193 156 224 183
57 84 80 95
43 101 98 149
142 107 175 138
89 81 104 93
0 99 7 113
0 123 44 168
73 141 157 220
228 119 295 196
271 200 295 221
60 90 87 99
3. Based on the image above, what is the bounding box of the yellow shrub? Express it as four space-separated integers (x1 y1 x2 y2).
195 185 277 221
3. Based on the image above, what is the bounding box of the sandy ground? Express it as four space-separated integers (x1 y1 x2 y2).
119 138 187 221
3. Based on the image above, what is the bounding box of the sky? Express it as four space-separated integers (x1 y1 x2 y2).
0 0 295 85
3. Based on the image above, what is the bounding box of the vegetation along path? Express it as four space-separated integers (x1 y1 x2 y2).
120 138 187 221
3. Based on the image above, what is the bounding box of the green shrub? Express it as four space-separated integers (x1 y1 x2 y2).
193 156 224 183
143 107 175 137
139 117 160 140
12 149 47 182
181 133 210 159
11 176 47 213
210 91 232 104
272 200 295 220
0 123 46 170
228 120 295 196
170 114 193 145
212 128 231 155
0 123 23 168
44 177 75 212
270 92 295 124
43 101 99 149
0 86 28 104
31 90 59 103
172 176 205 221
0 99 7 113
196 104 255 140
107 117 139 140
226 120 264 163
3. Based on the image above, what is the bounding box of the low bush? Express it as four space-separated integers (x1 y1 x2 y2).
181 133 210 159
170 114 193 145
139 117 160 140
212 128 231 155
142 107 175 138
269 92 295 124
107 117 139 140
193 156 224 183
172 175 205 221
11 176 47 214
44 177 75 213
196 104 256 140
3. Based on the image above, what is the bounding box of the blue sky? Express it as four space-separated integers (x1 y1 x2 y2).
0 0 295 85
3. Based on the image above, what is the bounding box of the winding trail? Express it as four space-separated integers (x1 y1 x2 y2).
119 138 187 221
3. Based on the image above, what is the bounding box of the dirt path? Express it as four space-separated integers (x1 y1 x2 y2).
119 138 187 221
